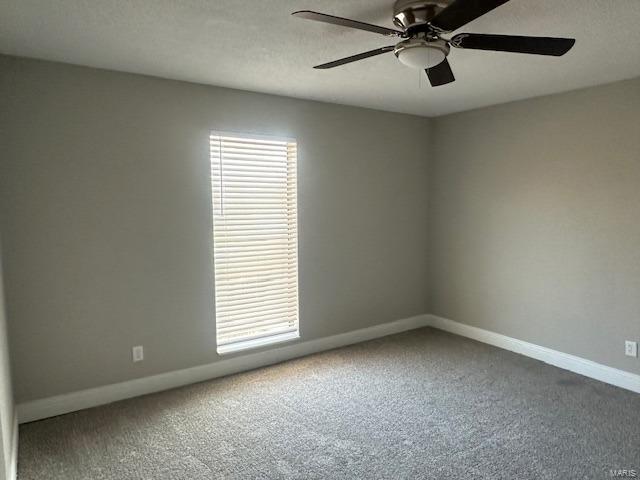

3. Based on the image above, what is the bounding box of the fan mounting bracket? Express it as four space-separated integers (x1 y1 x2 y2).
392 0 454 31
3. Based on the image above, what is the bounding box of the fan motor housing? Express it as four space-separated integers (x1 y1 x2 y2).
393 0 454 31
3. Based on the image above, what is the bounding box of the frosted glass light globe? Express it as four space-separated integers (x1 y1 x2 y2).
394 39 450 69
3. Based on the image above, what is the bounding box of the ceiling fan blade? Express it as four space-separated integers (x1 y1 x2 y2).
426 59 456 86
429 0 511 32
451 33 576 56
314 46 395 69
292 10 403 37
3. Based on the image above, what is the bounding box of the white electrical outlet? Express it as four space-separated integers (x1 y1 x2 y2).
132 345 144 362
625 341 637 358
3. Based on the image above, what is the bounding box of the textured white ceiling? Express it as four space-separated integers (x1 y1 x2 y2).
1 0 639 116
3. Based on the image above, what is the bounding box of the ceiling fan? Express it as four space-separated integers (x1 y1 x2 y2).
292 0 575 86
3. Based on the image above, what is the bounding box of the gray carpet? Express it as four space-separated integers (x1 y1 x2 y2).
18 328 640 479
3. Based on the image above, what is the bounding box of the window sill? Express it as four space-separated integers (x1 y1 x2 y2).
217 331 300 355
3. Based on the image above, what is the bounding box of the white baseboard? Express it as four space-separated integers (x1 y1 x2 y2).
18 313 637 425
428 314 640 394
17 314 430 424
8 413 17 480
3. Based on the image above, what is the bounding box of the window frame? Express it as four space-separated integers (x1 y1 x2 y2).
209 130 300 355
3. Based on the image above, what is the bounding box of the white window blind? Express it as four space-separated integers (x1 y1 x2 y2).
210 132 299 354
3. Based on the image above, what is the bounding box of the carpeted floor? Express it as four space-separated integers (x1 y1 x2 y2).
18 327 640 479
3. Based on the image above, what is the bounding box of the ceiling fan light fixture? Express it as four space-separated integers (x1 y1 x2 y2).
394 39 449 69
293 2 576 87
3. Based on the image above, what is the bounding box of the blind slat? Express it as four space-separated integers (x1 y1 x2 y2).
215 284 297 297
215 270 297 284
217 326 298 347
217 312 298 330
216 292 297 310
217 312 297 329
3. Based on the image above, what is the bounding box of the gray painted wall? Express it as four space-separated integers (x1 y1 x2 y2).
2 53 638 408
0 240 15 480
0 56 431 403
429 78 640 375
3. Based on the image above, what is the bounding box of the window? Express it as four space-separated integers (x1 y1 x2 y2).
210 132 299 354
